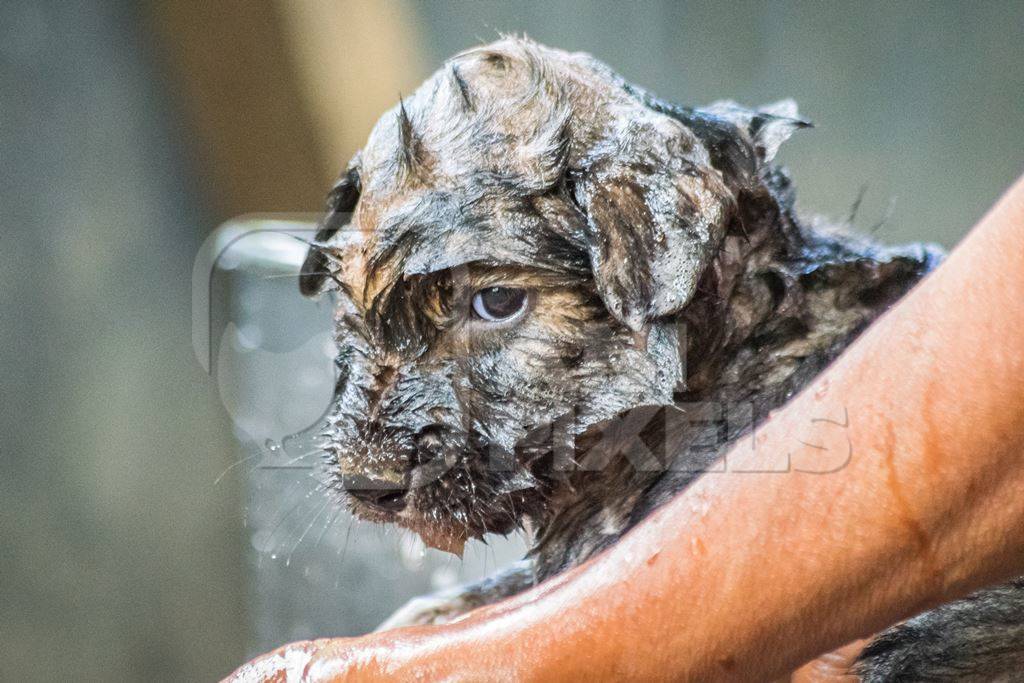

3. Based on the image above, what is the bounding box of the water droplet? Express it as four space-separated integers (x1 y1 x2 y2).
399 533 427 570
688 492 711 518
814 378 830 400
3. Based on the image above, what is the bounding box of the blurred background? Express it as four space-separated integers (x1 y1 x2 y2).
1 1 1022 680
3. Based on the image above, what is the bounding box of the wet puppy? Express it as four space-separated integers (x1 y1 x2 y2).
298 37 1024 681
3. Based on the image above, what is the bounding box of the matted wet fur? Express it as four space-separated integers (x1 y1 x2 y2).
298 37 1024 681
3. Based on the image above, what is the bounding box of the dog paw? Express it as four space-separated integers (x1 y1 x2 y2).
375 590 476 631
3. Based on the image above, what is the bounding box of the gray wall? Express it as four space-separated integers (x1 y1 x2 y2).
0 1 244 680
2 1 1021 681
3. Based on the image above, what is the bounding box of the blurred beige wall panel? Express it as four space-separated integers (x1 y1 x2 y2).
274 0 428 174
147 0 328 219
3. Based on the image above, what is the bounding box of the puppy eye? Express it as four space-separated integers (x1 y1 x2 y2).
471 287 528 322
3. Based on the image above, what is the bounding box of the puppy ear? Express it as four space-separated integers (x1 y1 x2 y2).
724 99 811 163
299 164 361 297
574 101 809 331
676 99 811 188
573 163 719 331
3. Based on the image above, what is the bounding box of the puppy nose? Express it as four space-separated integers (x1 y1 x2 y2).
343 474 408 512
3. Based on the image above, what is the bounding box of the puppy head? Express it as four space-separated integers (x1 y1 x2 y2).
300 38 806 551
